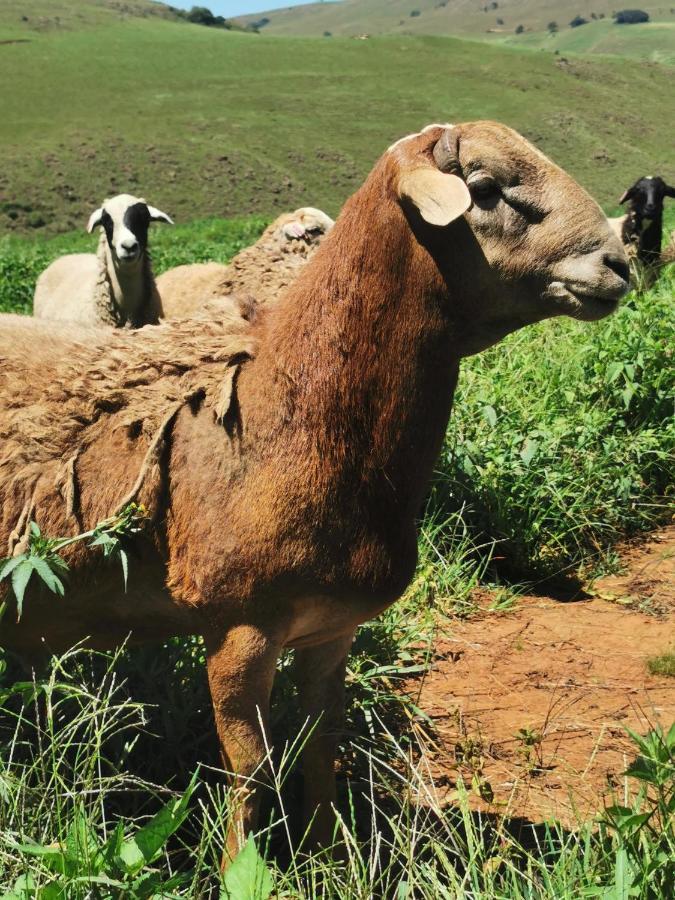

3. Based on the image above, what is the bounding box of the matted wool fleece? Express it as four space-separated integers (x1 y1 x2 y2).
0 308 255 555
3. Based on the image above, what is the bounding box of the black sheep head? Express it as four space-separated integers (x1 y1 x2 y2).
619 176 675 220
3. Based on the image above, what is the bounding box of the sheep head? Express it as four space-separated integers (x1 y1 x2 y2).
87 194 173 267
619 176 675 220
386 122 629 349
280 207 335 243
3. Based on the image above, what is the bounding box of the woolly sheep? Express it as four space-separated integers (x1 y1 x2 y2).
156 206 334 319
33 194 173 327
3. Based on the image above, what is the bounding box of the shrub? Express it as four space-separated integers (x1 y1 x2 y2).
410 9 421 17
570 15 589 27
515 24 524 34
614 9 650 24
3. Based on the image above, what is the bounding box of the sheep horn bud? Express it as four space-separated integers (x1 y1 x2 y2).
433 128 461 174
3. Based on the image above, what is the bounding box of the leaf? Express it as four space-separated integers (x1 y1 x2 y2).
64 807 102 872
29 557 65 597
126 775 197 872
119 548 129 591
118 836 145 875
221 834 274 900
607 361 624 383
0 556 25 580
520 438 539 467
482 405 497 427
11 560 34 620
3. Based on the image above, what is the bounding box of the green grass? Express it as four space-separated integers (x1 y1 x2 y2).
0 12 674 237
500 19 675 65
0 644 673 897
647 650 675 678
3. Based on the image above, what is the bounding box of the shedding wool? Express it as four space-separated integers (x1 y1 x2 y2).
0 308 255 558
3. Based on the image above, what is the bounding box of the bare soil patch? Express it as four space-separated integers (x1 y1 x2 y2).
410 527 675 827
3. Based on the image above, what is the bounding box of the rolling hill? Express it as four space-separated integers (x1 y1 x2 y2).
0 2 673 235
0 0 180 37
236 1 675 63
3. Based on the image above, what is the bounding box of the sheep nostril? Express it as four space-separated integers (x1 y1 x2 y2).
604 254 630 284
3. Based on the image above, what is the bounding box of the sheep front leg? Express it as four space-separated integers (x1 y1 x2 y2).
204 624 282 863
294 630 355 849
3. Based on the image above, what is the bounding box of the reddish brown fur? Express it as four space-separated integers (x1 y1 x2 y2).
0 122 628 860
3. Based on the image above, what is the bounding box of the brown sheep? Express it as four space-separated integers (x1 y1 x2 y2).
156 206 334 319
0 121 628 862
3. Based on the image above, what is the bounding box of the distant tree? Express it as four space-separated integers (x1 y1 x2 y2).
547 21 558 33
614 9 650 24
323 30 332 37
496 17 504 25
515 24 524 33
410 9 421 16
177 6 232 29
569 15 589 27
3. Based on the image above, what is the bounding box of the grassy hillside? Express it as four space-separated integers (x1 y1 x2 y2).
236 0 673 42
0 0 179 37
0 15 673 236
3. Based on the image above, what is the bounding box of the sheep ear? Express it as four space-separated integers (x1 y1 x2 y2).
618 188 634 205
87 208 104 233
147 205 174 225
283 221 307 239
399 168 472 227
665 184 675 199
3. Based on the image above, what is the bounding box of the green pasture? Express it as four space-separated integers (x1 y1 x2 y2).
0 17 673 236
499 19 675 65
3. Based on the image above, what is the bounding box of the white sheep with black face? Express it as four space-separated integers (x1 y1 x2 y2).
33 194 173 328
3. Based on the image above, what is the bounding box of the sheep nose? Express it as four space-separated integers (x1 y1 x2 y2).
121 239 138 252
603 253 630 285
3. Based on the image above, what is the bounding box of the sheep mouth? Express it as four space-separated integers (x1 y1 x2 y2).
117 251 141 265
544 281 622 321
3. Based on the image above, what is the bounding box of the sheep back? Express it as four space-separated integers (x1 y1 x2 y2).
0 309 255 570
33 254 103 325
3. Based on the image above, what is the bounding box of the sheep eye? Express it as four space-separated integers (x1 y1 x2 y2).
468 175 500 201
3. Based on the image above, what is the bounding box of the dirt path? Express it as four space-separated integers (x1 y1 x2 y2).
410 527 675 827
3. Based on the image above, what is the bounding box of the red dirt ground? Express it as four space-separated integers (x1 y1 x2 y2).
408 526 675 826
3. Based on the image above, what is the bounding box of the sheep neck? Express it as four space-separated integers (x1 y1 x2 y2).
99 236 151 326
248 181 463 527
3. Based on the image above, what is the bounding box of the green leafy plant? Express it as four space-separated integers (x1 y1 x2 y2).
597 725 675 898
221 834 274 900
0 504 147 621
3 775 197 899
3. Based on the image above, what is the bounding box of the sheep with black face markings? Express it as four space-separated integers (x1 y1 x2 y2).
608 175 675 269
33 194 173 327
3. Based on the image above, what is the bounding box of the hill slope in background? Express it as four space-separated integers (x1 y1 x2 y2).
236 0 675 63
0 0 180 36
0 12 673 235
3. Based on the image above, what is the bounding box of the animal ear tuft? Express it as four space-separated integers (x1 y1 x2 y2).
147 205 174 225
399 168 472 227
86 208 104 233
